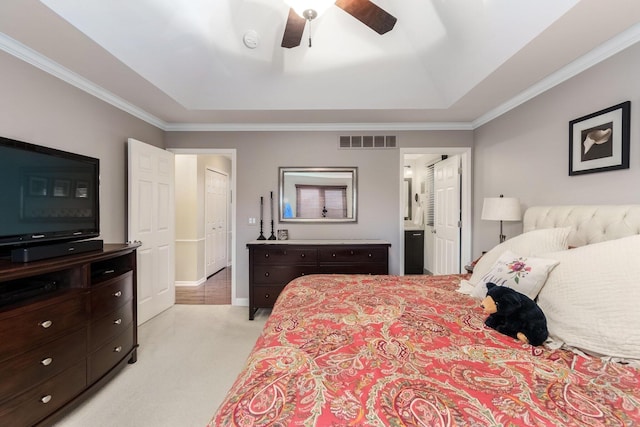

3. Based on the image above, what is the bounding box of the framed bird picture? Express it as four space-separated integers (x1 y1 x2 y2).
569 101 630 175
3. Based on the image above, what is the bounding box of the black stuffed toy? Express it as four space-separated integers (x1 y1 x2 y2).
481 282 549 346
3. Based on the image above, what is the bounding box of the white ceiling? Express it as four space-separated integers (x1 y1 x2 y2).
1 0 640 129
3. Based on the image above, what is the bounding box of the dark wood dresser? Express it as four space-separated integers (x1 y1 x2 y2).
0 243 139 426
247 240 391 320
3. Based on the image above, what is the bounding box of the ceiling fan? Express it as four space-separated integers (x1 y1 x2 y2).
281 0 397 48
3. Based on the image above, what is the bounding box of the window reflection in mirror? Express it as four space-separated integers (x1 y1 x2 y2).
279 167 357 223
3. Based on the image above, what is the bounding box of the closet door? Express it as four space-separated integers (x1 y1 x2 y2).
205 168 228 277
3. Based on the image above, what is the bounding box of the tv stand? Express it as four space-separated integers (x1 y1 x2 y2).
0 243 140 426
10 239 104 263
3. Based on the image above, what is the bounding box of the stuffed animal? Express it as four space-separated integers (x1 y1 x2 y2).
481 282 549 346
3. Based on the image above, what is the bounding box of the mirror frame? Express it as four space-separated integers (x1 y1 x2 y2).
279 167 358 223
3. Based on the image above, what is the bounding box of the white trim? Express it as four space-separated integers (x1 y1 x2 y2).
234 297 248 307
474 22 640 128
0 32 166 129
2 24 638 130
175 278 206 287
164 122 474 132
175 238 205 243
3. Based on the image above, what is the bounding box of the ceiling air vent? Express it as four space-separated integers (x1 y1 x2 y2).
339 135 397 149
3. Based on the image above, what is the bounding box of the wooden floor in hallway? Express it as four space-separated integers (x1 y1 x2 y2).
175 267 231 305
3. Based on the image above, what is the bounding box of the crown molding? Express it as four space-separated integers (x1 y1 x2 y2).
163 121 474 132
0 32 167 129
3 22 639 133
473 22 640 129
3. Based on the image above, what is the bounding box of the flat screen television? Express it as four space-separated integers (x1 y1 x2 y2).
0 136 100 255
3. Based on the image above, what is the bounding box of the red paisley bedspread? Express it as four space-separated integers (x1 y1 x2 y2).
209 274 640 426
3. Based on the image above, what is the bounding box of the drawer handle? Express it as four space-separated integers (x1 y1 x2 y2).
368 253 373 258
350 250 354 255
332 253 336 257
41 395 52 404
114 346 123 353
41 357 53 366
300 253 305 258
264 272 270 277
114 318 123 325
104 269 115 275
113 290 123 297
264 293 270 299
39 320 53 329
264 253 270 258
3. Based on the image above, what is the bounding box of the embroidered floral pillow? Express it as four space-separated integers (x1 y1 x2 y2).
470 250 560 300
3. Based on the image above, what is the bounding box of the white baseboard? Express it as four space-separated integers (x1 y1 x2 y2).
175 278 206 287
233 297 248 306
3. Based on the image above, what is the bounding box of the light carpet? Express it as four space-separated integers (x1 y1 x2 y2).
54 305 269 427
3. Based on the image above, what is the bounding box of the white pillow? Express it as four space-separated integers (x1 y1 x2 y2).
458 227 571 295
470 250 559 299
537 235 640 360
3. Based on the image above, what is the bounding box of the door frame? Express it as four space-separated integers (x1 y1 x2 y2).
399 147 472 275
168 148 238 305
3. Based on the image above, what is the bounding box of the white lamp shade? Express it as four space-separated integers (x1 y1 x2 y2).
481 197 521 221
285 0 336 17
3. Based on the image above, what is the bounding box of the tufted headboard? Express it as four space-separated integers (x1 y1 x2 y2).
523 205 640 248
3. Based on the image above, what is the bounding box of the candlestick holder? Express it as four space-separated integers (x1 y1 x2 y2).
268 191 276 240
268 220 276 240
257 196 266 240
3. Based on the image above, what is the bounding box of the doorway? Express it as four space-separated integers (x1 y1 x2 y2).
399 148 471 275
169 148 237 304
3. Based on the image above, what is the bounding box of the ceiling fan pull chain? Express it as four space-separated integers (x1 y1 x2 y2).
308 18 312 47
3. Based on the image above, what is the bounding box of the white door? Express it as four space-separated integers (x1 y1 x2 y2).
127 138 175 325
205 168 228 277
434 155 461 274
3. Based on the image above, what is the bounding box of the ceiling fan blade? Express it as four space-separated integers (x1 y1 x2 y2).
281 8 306 48
335 0 397 35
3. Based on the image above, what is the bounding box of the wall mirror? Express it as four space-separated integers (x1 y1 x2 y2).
279 167 357 223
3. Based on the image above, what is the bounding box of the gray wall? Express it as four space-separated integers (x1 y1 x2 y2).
4 34 639 304
473 42 640 257
0 51 164 244
164 131 473 299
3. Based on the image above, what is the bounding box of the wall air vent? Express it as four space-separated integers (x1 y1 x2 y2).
339 135 397 149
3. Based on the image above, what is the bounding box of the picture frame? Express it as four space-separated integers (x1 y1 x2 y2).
75 180 89 198
569 101 630 176
53 179 71 197
28 176 48 196
277 229 289 240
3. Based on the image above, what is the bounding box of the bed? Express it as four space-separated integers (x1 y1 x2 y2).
210 206 640 426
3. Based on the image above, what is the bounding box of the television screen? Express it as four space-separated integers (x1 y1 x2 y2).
0 136 100 249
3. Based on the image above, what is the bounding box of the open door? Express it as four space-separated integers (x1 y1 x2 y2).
127 138 175 325
433 155 461 274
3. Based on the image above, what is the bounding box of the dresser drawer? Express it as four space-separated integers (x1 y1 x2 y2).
318 264 389 275
89 301 133 352
0 327 86 404
252 285 285 308
88 324 134 383
90 271 133 319
0 294 87 362
318 247 388 264
252 248 317 265
0 360 86 427
253 265 318 285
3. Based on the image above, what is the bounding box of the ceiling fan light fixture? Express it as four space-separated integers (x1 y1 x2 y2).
286 0 336 19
